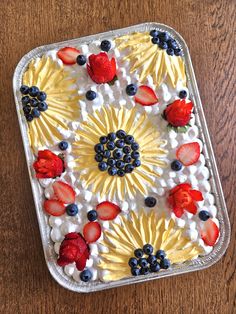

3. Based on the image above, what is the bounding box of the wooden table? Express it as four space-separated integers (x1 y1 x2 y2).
1 0 235 313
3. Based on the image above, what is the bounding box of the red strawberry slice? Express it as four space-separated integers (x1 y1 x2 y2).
43 199 65 216
52 181 76 204
176 142 200 166
83 222 101 243
57 47 80 65
200 219 219 246
96 201 121 220
134 85 158 106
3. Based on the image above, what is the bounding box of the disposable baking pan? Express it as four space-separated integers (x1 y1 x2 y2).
13 22 231 292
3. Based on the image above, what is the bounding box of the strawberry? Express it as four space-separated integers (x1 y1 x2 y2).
43 199 65 216
83 222 101 243
134 85 158 106
75 249 90 271
200 219 219 246
176 142 200 166
96 201 121 220
57 47 80 65
52 181 76 204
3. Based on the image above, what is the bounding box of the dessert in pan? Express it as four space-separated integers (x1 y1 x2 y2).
15 24 229 289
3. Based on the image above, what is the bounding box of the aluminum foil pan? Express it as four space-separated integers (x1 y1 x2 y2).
13 22 230 292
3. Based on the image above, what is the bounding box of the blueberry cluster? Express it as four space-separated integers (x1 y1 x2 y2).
94 130 141 177
129 245 171 276
149 30 182 56
20 85 48 122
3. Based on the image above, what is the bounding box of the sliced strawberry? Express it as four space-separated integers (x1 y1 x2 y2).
200 219 219 246
176 142 200 166
57 47 80 65
96 201 121 220
83 222 101 243
134 85 158 106
52 181 76 204
43 199 65 216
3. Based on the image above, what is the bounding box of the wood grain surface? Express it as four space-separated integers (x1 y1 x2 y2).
1 0 235 313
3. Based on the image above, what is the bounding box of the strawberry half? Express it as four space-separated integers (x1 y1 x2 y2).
176 142 200 166
83 222 101 243
57 47 80 65
134 85 158 106
52 181 76 204
200 219 219 246
96 201 121 220
43 199 65 216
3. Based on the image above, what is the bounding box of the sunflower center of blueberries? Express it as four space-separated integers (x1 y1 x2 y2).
94 129 141 176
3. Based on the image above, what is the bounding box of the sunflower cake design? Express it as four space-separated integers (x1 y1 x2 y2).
17 28 221 286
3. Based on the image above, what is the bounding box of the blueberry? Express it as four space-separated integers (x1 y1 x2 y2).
131 267 140 276
151 37 160 45
150 263 160 272
108 167 117 176
156 250 166 260
80 269 92 282
167 39 178 49
123 146 131 154
159 32 169 42
147 255 157 265
31 108 40 118
160 258 171 269
20 85 29 95
29 86 39 97
37 91 47 101
199 210 211 221
38 101 48 111
116 129 126 139
138 258 148 268
131 151 140 159
100 40 111 52
174 48 183 56
140 267 149 275
150 29 159 37
98 161 108 171
126 84 138 96
23 105 31 115
100 136 108 144
125 135 134 144
179 90 187 99
125 164 134 173
66 203 78 216
87 210 98 221
143 244 153 255
171 160 183 171
95 154 103 162
107 158 116 166
30 98 39 107
145 197 157 208
158 41 168 50
76 54 86 66
117 169 125 177
25 114 33 122
115 139 125 148
133 159 141 167
167 48 174 56
58 141 68 151
113 149 123 159
131 142 139 151
116 160 125 169
108 132 116 141
94 143 104 153
22 96 30 105
123 154 132 163
103 150 111 159
86 90 97 101
134 248 143 258
128 257 138 268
